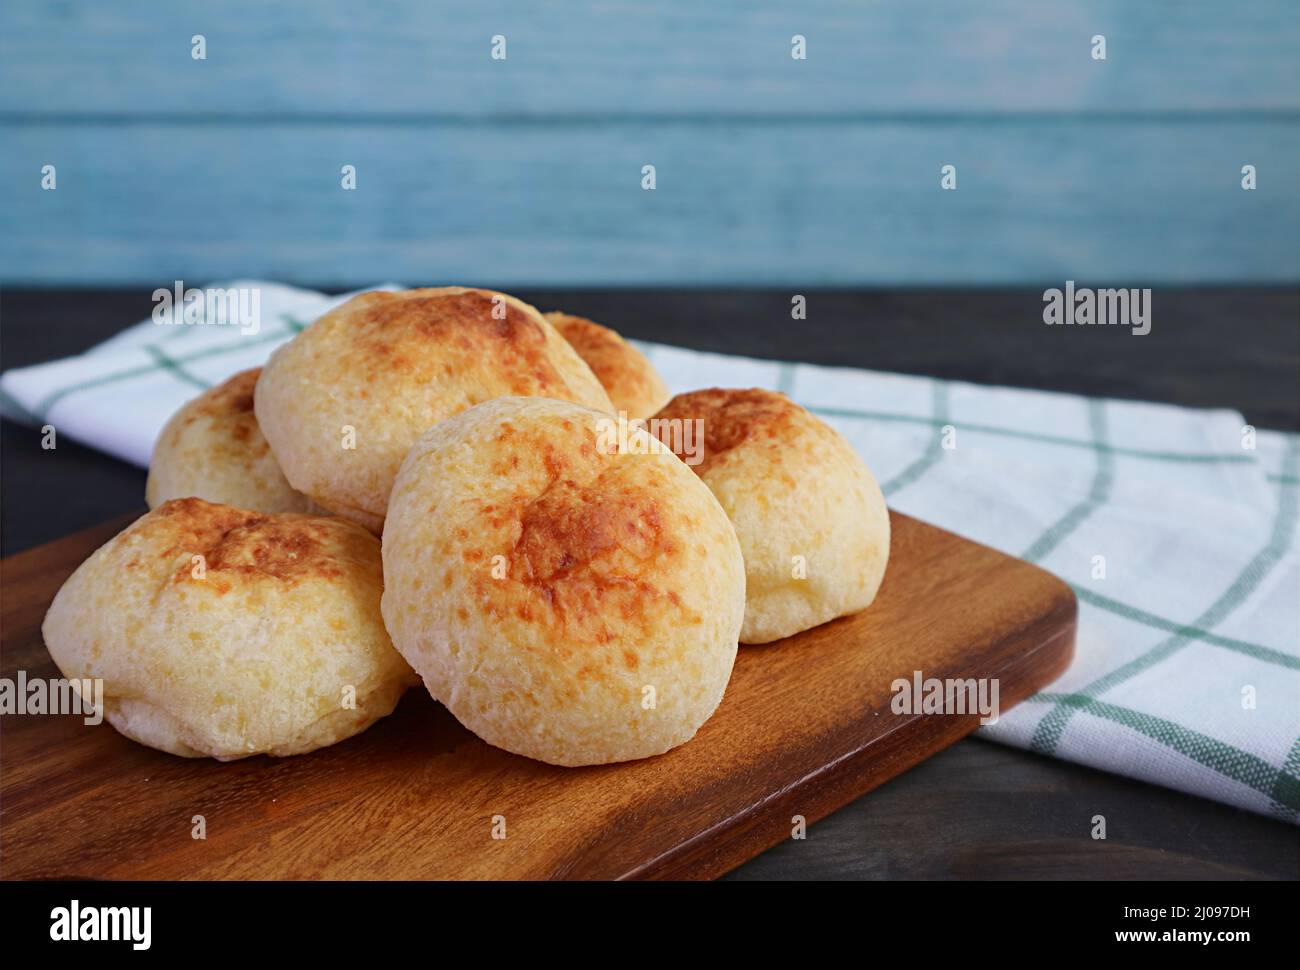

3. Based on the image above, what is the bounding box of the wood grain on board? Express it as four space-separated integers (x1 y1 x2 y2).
0 509 1074 880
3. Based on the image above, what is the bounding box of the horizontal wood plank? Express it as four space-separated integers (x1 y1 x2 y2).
1 0 1297 116
3 118 1296 285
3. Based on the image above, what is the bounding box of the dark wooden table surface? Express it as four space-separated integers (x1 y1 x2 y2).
2 286 1297 880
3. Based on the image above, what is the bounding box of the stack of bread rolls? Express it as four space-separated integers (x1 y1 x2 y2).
44 288 890 766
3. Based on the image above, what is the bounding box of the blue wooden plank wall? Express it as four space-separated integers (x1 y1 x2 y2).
2 1 1297 286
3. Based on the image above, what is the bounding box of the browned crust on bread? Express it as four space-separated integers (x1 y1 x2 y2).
465 415 696 662
546 312 670 418
349 291 583 398
651 387 837 474
253 289 613 529
168 368 267 457
380 397 744 764
136 498 376 591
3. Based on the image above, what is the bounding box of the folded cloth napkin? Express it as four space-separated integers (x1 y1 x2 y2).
0 282 401 466
3 283 1296 823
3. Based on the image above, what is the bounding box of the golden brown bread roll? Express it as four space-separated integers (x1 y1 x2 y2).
145 368 314 514
41 498 417 759
381 397 745 766
651 388 890 643
255 288 614 532
545 311 670 419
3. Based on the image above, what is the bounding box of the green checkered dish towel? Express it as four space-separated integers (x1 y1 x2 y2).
2 282 1297 823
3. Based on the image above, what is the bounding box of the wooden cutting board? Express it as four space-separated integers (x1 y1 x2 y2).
0 509 1075 880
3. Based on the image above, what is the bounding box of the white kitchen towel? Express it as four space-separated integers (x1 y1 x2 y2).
0 282 405 466
3 283 1297 823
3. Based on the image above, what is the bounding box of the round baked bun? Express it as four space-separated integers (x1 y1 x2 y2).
650 388 890 644
41 498 417 760
256 288 614 532
381 397 745 767
545 311 670 419
146 368 314 514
